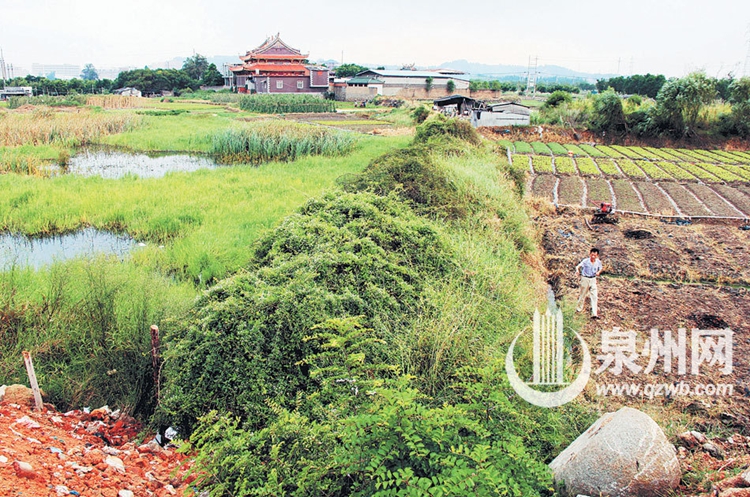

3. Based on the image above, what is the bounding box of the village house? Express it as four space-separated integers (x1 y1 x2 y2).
112 87 142 97
346 69 470 97
471 102 531 127
228 34 329 95
0 86 33 100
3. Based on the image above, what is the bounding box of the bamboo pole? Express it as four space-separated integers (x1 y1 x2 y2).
150 325 160 396
22 351 44 411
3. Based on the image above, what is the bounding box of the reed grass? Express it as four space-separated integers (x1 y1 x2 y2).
0 109 140 147
210 120 357 164
0 135 408 284
7 94 88 109
238 94 335 113
86 95 145 109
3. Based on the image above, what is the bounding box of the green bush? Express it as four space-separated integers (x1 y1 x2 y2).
544 90 572 108
411 105 430 124
158 191 451 431
340 146 468 218
413 115 481 146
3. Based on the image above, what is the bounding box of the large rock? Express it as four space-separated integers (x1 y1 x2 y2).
549 407 680 496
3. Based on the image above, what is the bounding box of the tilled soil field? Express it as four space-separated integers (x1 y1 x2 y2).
536 209 750 494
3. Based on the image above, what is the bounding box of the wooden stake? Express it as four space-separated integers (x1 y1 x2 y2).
150 325 160 395
22 351 44 411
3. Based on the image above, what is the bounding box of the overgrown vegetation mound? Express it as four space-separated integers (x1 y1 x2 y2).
413 114 481 146
157 118 590 496
159 191 451 430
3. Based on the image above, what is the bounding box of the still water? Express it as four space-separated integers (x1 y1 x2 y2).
56 148 219 179
0 228 140 270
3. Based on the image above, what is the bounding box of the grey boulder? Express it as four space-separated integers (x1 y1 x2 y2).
549 406 680 496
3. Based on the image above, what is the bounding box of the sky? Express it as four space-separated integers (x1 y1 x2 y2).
1 0 749 79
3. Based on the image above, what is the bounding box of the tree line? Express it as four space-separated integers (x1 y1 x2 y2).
542 72 750 139
1 54 224 96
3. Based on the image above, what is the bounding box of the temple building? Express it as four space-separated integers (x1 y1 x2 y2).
228 34 330 94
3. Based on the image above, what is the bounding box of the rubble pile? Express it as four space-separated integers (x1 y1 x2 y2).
0 385 195 497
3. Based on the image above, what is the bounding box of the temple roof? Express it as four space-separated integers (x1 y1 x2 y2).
240 33 308 60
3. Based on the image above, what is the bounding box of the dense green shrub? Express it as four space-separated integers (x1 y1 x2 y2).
589 89 627 136
543 90 572 108
413 114 481 146
340 146 467 218
158 191 451 431
410 105 430 124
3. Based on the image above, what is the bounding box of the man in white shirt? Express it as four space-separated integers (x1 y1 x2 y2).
575 247 603 319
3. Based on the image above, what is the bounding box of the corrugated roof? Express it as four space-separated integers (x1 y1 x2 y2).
358 69 470 81
347 77 384 85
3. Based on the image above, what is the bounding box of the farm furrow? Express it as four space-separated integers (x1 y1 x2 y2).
736 184 750 199
611 179 647 213
684 183 746 218
553 156 577 175
558 176 584 206
659 182 712 217
594 157 621 176
531 175 557 202
575 157 601 176
616 159 648 179
532 155 555 174
586 178 613 208
709 184 750 217
553 176 560 205
633 181 678 216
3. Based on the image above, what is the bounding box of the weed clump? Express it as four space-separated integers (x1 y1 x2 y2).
158 191 451 431
414 114 481 146
341 146 469 218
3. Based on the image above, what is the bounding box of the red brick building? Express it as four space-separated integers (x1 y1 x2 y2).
229 34 329 94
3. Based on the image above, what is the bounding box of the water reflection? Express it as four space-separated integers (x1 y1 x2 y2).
0 228 139 270
57 149 219 179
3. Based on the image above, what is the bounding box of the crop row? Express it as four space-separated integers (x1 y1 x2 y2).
531 177 750 218
506 141 750 165
523 154 749 184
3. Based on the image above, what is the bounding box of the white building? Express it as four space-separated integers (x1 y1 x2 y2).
471 102 531 127
350 69 470 96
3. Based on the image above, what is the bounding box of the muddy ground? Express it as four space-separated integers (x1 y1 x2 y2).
536 207 750 495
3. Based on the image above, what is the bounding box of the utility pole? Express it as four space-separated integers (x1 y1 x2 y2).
526 55 538 96
0 48 7 88
744 28 750 77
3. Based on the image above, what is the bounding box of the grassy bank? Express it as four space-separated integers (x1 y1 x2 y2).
0 134 407 284
161 117 593 495
0 132 409 415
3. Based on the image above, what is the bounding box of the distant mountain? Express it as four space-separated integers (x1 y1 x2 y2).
438 59 617 82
